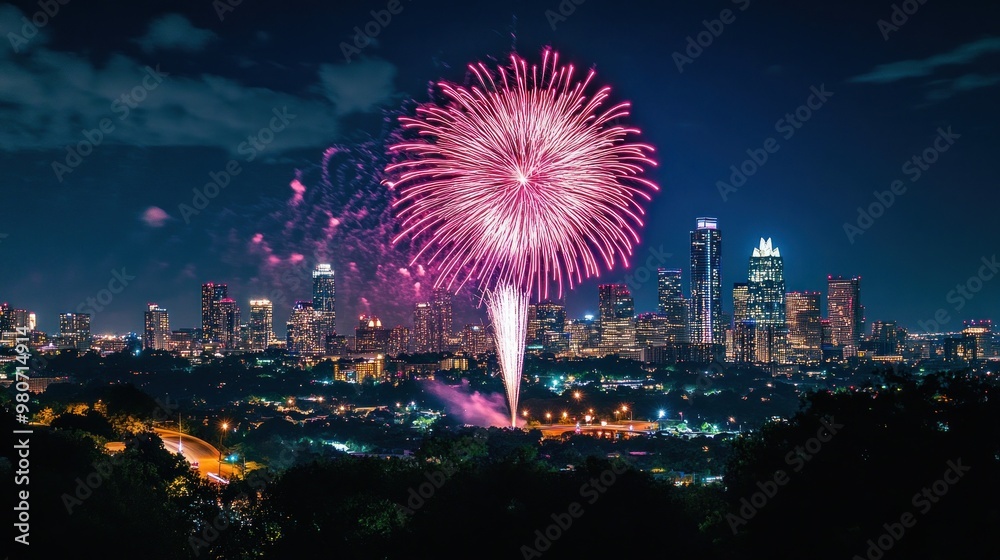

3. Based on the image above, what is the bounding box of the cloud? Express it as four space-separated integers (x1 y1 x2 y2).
141 206 170 227
849 36 1000 84
0 37 398 153
924 73 1000 101
319 58 397 115
136 14 217 53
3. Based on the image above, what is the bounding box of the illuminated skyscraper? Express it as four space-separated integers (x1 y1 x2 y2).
143 303 170 351
657 268 688 343
356 315 391 353
217 298 240 349
690 217 722 344
201 282 228 342
527 300 566 352
747 238 787 364
313 264 337 342
961 320 992 358
733 283 749 323
286 301 320 355
598 284 635 355
413 302 434 353
431 287 453 352
460 324 493 356
827 276 863 357
635 312 670 347
389 325 410 356
786 292 822 363
59 312 91 350
248 299 274 351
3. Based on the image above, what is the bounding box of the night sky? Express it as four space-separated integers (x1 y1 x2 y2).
1 0 997 335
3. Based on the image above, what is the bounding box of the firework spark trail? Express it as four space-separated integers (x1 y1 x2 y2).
485 284 530 428
386 50 659 426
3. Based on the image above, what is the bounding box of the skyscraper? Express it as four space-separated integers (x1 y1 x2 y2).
217 298 240 349
286 301 320 355
201 282 228 342
312 264 336 344
747 238 787 364
827 276 863 357
598 284 635 355
962 320 993 358
732 282 749 323
431 287 453 352
690 217 722 344
143 303 170 351
657 268 688 343
413 302 434 353
389 325 410 356
248 299 274 351
786 292 822 363
59 312 91 350
355 315 391 353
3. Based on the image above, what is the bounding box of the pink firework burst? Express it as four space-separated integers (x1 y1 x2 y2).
386 49 659 299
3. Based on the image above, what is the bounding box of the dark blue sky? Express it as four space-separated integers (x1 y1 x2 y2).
0 0 997 335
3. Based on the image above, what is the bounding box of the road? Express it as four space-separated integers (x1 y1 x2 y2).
536 421 658 438
154 428 239 481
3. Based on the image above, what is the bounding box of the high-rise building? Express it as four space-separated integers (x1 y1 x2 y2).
733 283 749 323
248 299 274 351
827 276 863 357
413 302 434 353
786 292 822 363
356 315 391 353
0 306 33 346
217 298 240 349
286 301 320 355
460 324 493 356
867 320 905 357
143 303 170 351
59 312 91 350
312 264 337 342
657 268 688 343
431 287 453 352
201 282 228 342
747 238 787 364
389 325 410 356
527 300 567 353
961 320 993 358
690 217 723 344
635 312 670 347
598 284 635 355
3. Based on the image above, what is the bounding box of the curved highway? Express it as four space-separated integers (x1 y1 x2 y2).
153 428 237 481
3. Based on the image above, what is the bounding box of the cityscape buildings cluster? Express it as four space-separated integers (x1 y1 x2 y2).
1 218 996 371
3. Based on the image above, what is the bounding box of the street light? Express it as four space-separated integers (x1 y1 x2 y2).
218 421 229 477
545 412 552 422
